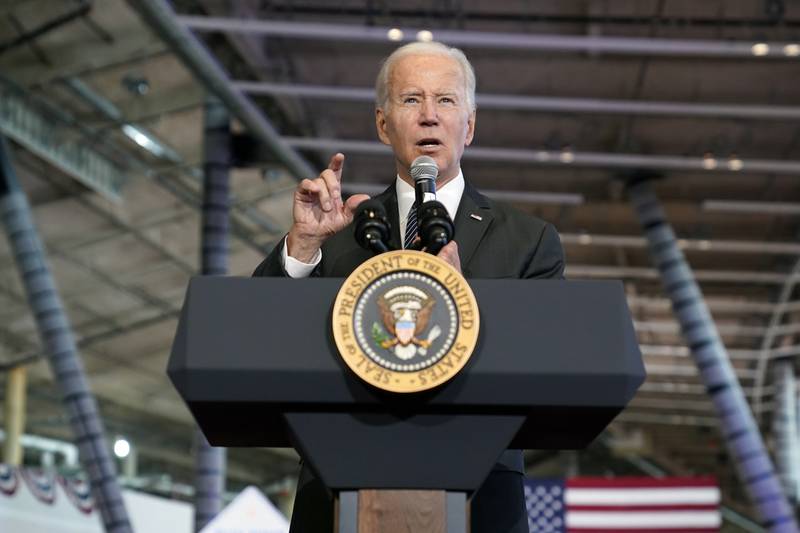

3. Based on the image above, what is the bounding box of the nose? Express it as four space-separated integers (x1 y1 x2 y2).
418 97 439 126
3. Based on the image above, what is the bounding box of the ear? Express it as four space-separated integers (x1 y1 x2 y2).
375 107 391 146
464 110 476 146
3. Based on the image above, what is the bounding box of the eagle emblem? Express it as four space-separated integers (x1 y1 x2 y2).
373 286 442 360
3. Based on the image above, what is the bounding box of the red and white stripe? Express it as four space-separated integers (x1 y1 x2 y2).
565 477 721 532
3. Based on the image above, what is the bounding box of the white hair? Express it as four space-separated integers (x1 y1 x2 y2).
375 41 477 112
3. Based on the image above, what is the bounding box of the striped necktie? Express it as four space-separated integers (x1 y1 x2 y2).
403 203 418 249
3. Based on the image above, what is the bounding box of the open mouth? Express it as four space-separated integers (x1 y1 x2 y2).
416 138 442 148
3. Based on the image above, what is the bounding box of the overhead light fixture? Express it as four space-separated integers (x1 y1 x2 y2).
535 150 551 162
698 240 711 250
113 438 130 459
387 28 403 41
701 153 717 169
727 155 743 171
578 233 592 245
416 30 434 42
121 74 150 96
783 44 800 57
751 43 770 56
702 200 800 215
559 146 575 163
121 124 181 163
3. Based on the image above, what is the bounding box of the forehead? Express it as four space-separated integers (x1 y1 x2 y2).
388 53 465 93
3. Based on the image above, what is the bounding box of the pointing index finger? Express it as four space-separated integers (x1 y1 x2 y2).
328 152 345 181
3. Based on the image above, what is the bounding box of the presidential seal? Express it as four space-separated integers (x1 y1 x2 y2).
332 250 479 393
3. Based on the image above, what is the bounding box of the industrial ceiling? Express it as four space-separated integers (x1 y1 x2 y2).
0 0 799 525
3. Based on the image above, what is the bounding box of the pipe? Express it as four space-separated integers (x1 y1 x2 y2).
0 429 79 467
772 359 800 503
626 178 797 532
193 97 229 531
178 16 800 59
3 366 26 465
128 0 316 180
0 135 133 532
233 80 800 121
282 136 800 175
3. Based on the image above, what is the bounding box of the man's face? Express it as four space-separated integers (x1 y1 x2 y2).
376 53 476 186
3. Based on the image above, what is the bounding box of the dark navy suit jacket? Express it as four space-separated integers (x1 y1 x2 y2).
253 181 565 533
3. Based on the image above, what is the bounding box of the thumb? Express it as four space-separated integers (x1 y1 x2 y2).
343 194 371 223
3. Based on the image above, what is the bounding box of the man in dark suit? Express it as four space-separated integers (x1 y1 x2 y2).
253 41 563 533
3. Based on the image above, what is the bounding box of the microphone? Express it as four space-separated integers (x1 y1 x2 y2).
354 199 391 254
410 156 438 206
409 156 455 255
417 201 454 255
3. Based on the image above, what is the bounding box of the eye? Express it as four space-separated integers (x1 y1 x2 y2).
402 96 419 104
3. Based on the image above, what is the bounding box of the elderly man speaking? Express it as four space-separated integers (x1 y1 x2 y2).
254 41 564 533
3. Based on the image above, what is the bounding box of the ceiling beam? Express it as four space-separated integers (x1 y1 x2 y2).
233 80 800 121
0 77 127 200
567 264 793 284
615 411 719 427
128 0 316 179
702 200 800 215
643 343 800 361
628 295 800 315
645 363 757 380
204 5 800 30
561 233 800 255
342 181 584 205
282 136 800 175
178 16 800 59
635 320 800 337
638 381 773 397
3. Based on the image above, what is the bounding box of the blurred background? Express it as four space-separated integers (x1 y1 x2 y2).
0 1 799 531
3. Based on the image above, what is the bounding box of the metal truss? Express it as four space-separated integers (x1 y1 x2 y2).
178 16 800 59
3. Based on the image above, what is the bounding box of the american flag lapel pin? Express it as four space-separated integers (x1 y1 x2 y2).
469 213 483 221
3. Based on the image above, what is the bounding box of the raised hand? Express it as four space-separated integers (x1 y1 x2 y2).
287 153 370 262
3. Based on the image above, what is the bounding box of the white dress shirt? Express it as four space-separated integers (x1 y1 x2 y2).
283 169 465 278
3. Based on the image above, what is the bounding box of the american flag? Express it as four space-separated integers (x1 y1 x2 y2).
524 477 721 532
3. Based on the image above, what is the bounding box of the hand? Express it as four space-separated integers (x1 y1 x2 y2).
287 153 369 262
436 241 461 273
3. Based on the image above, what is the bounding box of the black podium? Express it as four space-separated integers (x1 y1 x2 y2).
169 277 644 532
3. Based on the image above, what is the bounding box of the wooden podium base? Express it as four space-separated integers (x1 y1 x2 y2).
335 490 468 533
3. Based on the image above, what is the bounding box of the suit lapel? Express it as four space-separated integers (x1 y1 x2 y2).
373 184 401 251
453 181 494 270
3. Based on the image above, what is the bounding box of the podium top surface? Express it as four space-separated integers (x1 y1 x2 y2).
169 277 644 410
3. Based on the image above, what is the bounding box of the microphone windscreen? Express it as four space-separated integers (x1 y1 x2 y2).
410 156 438 183
355 198 388 219
354 198 391 252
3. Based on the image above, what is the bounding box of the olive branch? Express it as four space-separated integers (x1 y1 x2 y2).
371 322 390 347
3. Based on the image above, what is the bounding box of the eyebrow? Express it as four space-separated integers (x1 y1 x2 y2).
397 90 459 97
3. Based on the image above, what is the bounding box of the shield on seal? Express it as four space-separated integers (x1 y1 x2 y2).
395 320 415 345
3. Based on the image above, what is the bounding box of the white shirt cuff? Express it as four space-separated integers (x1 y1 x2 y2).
282 235 322 278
